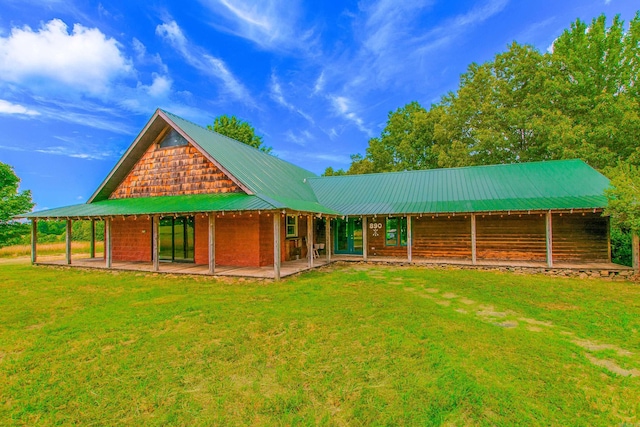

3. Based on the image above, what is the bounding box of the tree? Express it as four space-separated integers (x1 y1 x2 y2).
208 115 272 154
605 162 640 234
0 162 34 247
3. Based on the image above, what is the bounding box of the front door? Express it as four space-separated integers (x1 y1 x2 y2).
159 216 195 262
334 218 363 255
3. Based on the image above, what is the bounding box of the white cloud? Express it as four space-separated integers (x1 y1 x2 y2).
142 73 172 98
198 0 317 53
0 99 40 116
132 38 168 73
156 20 252 103
313 71 325 95
0 19 132 95
269 73 314 123
329 95 372 136
284 129 313 146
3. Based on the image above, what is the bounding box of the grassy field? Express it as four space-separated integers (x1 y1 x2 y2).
0 241 104 259
0 262 638 426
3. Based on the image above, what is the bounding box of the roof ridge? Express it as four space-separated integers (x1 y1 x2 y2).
307 159 586 181
161 109 319 177
161 109 273 157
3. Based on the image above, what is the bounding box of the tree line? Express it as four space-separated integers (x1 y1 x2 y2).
324 13 640 261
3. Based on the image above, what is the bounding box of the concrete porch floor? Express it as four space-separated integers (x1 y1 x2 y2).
36 256 331 279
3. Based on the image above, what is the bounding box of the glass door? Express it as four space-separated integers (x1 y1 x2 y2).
334 218 363 255
158 216 195 262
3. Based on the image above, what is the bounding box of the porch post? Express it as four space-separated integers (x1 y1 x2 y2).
31 219 37 264
325 218 331 262
362 216 368 261
546 211 553 268
607 216 612 263
632 233 639 272
208 213 215 274
65 219 72 265
273 213 281 281
307 215 313 268
471 213 477 265
152 215 160 272
407 215 412 263
105 217 112 268
90 219 96 258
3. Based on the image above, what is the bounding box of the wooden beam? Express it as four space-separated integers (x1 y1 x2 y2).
31 219 37 265
325 218 331 262
208 213 215 275
105 218 112 268
65 219 72 265
307 215 313 268
607 216 612 263
273 213 281 281
632 233 639 270
362 216 368 261
546 211 553 268
407 215 413 262
152 216 160 272
471 213 477 265
90 219 96 258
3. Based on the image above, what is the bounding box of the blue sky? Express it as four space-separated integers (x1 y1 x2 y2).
0 0 637 211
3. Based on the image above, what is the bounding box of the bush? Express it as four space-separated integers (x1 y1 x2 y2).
611 225 632 266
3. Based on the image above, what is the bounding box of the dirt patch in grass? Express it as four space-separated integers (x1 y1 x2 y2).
494 321 518 328
573 339 634 357
519 317 553 327
585 354 640 377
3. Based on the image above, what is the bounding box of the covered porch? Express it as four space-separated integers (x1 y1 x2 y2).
35 256 331 279
25 193 336 281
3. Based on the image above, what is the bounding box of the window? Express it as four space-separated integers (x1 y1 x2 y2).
159 129 188 148
385 217 407 246
286 215 298 237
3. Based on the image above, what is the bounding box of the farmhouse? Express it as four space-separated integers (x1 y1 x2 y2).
23 109 631 279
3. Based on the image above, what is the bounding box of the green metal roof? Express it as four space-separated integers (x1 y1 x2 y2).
307 159 609 215
161 111 336 214
27 108 610 219
21 193 274 219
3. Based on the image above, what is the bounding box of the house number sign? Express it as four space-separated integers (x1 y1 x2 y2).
369 222 383 237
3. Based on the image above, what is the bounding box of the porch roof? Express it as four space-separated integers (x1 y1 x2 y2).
307 159 609 215
21 193 275 219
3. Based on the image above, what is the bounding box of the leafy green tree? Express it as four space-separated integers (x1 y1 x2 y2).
208 115 272 154
0 162 34 247
338 12 640 173
545 13 640 169
605 162 640 234
322 166 347 176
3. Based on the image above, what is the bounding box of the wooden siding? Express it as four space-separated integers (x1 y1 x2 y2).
476 214 546 261
552 212 609 262
110 142 241 199
412 216 472 259
368 217 407 257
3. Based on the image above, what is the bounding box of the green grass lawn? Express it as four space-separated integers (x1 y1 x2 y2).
0 262 638 426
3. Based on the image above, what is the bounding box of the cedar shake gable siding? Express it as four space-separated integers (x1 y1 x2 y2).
110 141 241 199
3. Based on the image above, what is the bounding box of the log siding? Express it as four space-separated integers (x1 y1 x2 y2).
552 212 609 262
476 214 547 261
